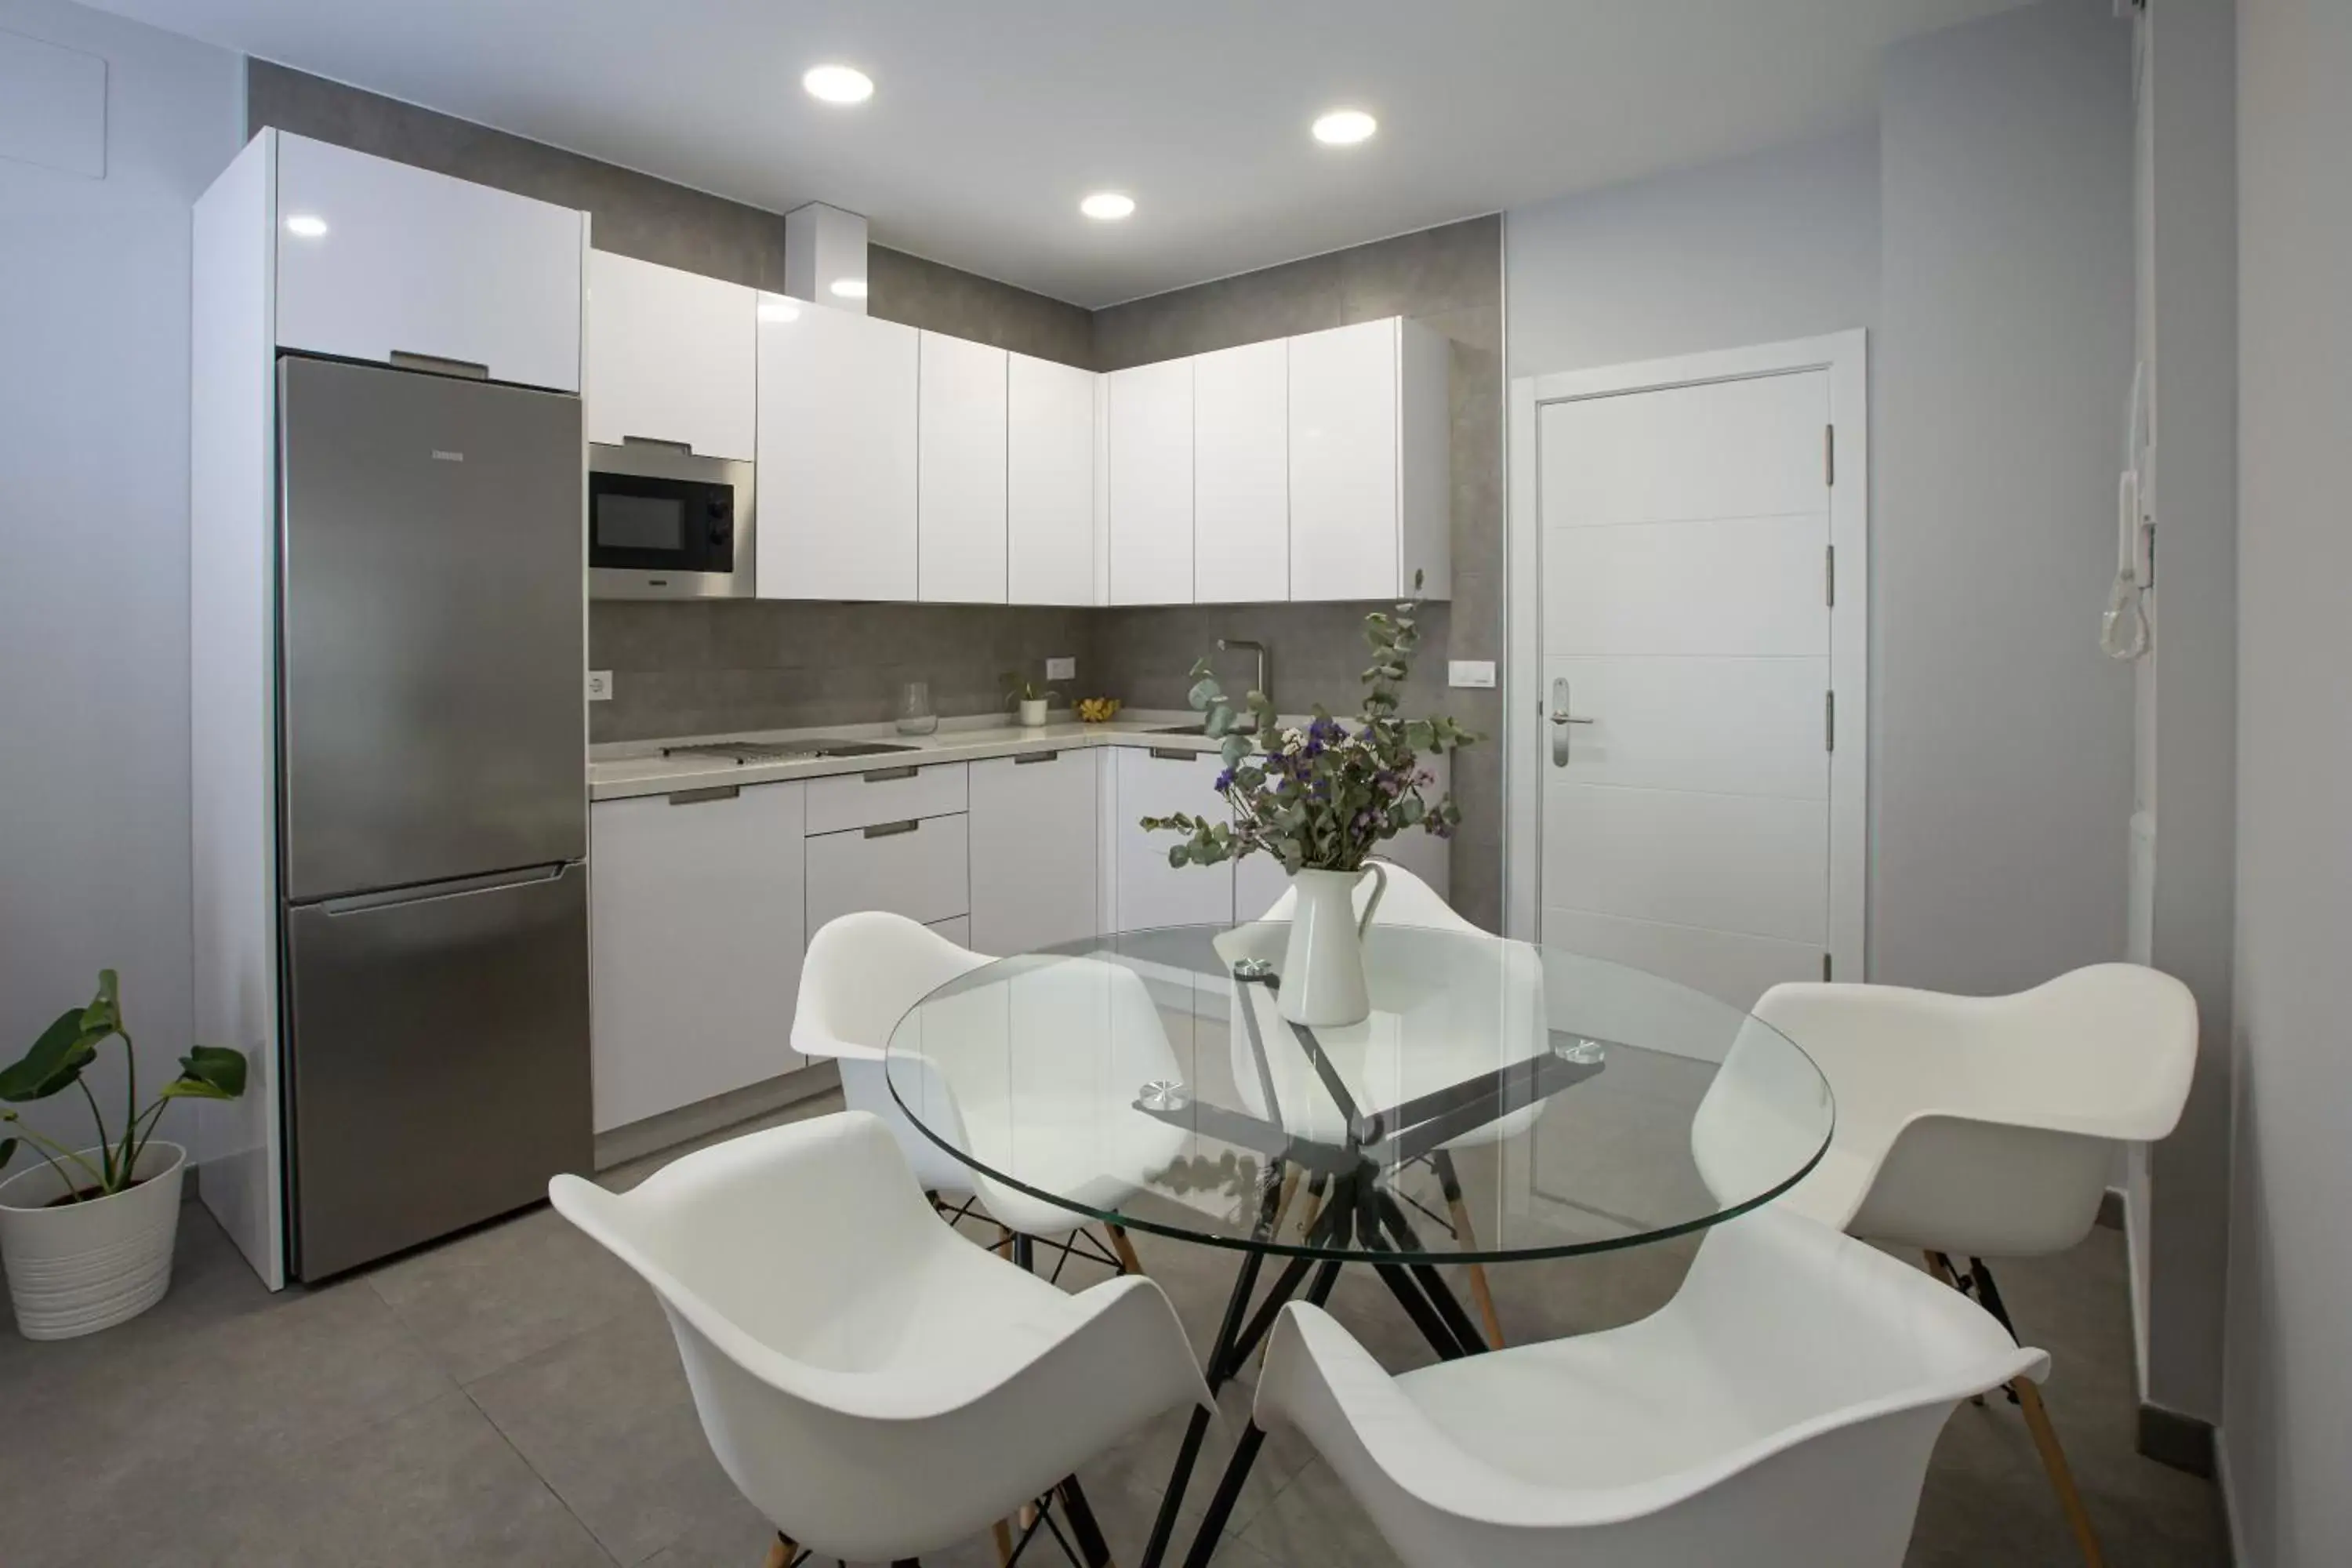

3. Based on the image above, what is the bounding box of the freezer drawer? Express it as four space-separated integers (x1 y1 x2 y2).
285 862 591 1279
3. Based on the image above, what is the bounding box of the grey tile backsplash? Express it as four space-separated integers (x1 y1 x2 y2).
249 64 1504 924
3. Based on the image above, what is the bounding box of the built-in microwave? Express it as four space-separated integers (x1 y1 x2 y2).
587 442 754 598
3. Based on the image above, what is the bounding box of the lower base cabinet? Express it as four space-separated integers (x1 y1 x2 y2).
1111 747 1236 931
970 750 1098 954
589 782 807 1133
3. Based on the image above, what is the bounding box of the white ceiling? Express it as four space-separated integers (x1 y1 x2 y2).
94 0 2026 308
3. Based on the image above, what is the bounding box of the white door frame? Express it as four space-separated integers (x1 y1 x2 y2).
1504 328 1870 980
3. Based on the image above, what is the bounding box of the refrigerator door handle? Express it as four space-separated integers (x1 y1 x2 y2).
320 862 572 917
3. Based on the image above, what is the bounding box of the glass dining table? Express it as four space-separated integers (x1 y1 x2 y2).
885 921 1835 1568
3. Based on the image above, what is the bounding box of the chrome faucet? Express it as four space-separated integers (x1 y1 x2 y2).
1216 637 1270 708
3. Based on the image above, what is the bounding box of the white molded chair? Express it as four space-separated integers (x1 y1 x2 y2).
1254 1204 2042 1568
793 910 1178 1267
1692 963 2198 1566
550 1112 1209 1566
1256 861 1517 1345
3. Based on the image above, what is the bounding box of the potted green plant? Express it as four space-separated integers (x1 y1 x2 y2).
1142 586 1475 1025
0 970 246 1340
1002 669 1062 730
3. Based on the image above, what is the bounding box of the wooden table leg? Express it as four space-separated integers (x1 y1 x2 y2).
2015 1375 2105 1567
761 1533 797 1568
992 1518 1016 1566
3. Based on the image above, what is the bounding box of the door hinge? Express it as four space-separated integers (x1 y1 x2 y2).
1824 689 1836 753
1824 544 1836 608
1824 424 1836 487
1823 953 1833 982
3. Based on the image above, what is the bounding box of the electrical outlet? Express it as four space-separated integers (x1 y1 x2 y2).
586 670 612 702
1045 656 1076 681
1447 660 1497 689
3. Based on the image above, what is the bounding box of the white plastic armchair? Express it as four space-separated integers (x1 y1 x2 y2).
1695 964 2198 1258
794 909 1187 1244
1254 1204 2042 1568
550 1112 1209 1565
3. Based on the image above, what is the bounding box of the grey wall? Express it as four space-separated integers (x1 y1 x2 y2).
2132 0 2238 1443
1091 216 1504 927
2226 0 2352 1557
0 0 244 1178
1873 0 2136 996
1504 125 1881 379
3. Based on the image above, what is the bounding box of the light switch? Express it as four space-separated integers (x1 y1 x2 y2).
1046 656 1076 681
586 670 612 702
1447 660 1497 689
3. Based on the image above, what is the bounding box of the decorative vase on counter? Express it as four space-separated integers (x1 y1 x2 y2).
1017 698 1049 729
1278 863 1388 1028
0 1141 186 1340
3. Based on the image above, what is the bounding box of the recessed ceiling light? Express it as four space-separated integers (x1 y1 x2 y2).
284 213 328 238
757 298 800 323
1312 109 1378 146
1080 191 1136 221
829 278 869 299
802 64 873 105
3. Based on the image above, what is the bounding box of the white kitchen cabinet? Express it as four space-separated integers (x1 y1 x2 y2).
1108 358 1195 605
1007 354 1098 605
589 782 806 1134
970 750 1098 953
1192 339 1290 603
806 814 971 931
274 132 584 393
1110 746 1233 930
804 760 967 836
918 332 1010 603
757 297 919 600
585 249 756 459
1288 318 1450 601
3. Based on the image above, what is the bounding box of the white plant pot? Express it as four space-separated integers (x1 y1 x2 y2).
0 1141 184 1341
1278 865 1388 1028
1018 698 1049 728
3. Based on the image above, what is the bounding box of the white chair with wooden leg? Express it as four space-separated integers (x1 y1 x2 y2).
550 1112 1210 1566
1254 1204 2044 1567
1691 962 2199 1568
1254 862 1515 1346
794 910 1173 1276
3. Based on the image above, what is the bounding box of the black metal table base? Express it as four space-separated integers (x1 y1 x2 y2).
1135 1165 1491 1568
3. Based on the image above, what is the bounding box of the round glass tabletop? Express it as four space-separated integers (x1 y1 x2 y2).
884 923 1834 1265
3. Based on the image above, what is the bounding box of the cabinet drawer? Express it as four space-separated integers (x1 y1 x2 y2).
805 760 967 834
806 812 970 930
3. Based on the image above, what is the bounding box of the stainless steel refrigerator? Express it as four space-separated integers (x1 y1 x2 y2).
277 354 591 1279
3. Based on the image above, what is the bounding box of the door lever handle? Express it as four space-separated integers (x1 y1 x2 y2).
1550 677 1595 768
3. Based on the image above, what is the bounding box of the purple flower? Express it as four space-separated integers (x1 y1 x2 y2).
1214 768 1235 793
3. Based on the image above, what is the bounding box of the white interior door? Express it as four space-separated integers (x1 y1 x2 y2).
1537 370 1835 1009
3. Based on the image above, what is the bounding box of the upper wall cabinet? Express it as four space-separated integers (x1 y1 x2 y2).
1288 318 1450 601
274 133 585 394
585 250 755 460
1007 354 1098 606
757 297 919 601
1192 338 1290 604
918 332 1010 604
1109 358 1195 605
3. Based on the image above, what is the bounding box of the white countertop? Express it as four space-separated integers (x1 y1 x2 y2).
587 711 1228 800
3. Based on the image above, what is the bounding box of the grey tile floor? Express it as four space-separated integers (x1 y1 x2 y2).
0 1091 2230 1568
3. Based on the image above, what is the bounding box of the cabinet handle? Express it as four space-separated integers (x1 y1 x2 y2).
389 350 489 379
619 434 693 454
861 765 920 783
667 785 740 805
1148 747 1199 762
863 818 920 839
1013 751 1059 765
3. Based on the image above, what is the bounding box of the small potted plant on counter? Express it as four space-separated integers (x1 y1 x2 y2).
1003 669 1062 730
1142 583 1475 1026
0 970 246 1340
